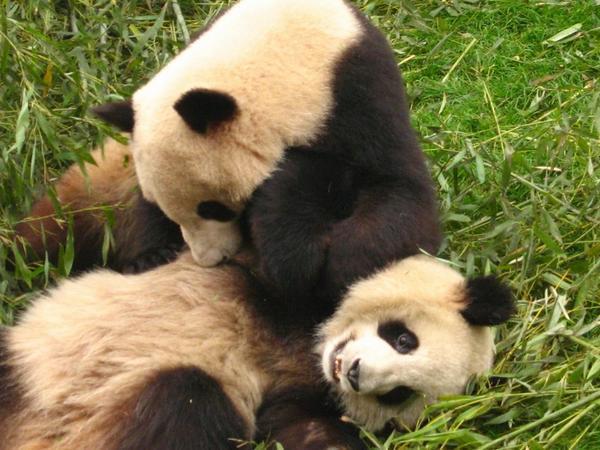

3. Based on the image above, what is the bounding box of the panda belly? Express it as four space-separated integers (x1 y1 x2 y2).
4 253 304 450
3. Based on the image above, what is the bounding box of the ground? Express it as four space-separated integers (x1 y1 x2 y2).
0 1 598 448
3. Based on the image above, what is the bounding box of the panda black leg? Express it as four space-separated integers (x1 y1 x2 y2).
16 192 184 274
319 182 442 301
255 388 367 450
115 366 248 450
114 196 184 274
14 196 104 273
249 151 357 315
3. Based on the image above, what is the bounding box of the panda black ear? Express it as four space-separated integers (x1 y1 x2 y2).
174 88 238 134
91 100 135 132
461 276 515 326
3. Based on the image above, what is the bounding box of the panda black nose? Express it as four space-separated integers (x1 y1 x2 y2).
347 359 360 392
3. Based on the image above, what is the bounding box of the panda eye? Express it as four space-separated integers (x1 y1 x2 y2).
378 321 419 354
394 333 417 354
196 201 237 222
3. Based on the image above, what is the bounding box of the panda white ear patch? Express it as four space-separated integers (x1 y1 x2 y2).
461 276 515 326
91 100 134 132
174 89 238 134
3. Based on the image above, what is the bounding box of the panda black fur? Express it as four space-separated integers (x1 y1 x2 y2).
89 0 442 321
0 251 514 450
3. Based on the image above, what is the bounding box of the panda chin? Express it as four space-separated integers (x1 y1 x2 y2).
340 389 427 432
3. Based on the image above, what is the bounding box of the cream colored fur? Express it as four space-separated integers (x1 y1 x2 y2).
181 218 241 266
131 0 361 266
3 253 502 447
317 255 496 431
4 253 317 449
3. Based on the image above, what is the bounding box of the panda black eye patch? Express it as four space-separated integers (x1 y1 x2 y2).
377 320 419 354
196 201 237 222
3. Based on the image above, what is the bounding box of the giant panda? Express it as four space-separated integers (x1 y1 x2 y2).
0 248 514 450
90 0 442 319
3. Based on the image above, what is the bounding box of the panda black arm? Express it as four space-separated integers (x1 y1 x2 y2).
249 150 441 313
114 366 249 450
248 150 354 313
319 179 442 300
15 184 183 274
255 388 367 450
112 196 184 273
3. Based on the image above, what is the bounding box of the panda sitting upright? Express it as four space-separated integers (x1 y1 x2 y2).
90 0 442 321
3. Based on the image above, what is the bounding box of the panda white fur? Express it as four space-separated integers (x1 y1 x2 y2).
92 0 443 316
0 251 514 450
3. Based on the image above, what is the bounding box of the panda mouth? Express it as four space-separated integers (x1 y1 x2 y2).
376 386 416 406
330 339 349 383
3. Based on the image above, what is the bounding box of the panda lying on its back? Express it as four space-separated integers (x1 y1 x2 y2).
90 0 442 317
0 250 513 450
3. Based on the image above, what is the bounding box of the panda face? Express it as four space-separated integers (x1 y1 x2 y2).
317 255 514 431
319 306 492 430
129 88 251 267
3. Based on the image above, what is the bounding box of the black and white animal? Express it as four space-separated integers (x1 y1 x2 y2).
91 0 442 316
0 249 514 450
6 3 515 447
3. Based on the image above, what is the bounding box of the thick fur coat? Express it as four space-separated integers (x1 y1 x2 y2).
0 252 514 449
91 0 441 322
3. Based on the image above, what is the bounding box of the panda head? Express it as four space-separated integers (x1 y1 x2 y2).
316 254 515 431
90 0 363 267
90 90 249 267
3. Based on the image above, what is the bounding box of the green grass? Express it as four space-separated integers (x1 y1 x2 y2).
1 0 599 448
